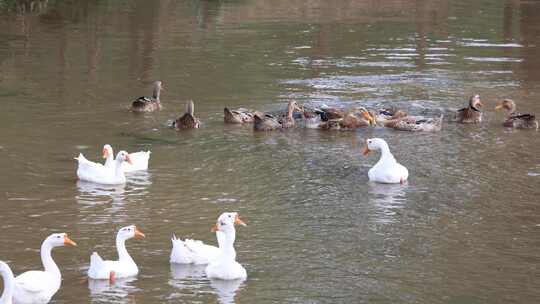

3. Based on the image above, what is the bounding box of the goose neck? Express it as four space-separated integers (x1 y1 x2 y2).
0 265 14 304
41 242 60 277
116 236 134 263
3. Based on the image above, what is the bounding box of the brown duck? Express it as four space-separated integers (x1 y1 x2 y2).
305 107 374 130
455 95 483 123
224 107 255 124
173 100 200 129
495 99 538 129
253 101 303 131
131 81 163 112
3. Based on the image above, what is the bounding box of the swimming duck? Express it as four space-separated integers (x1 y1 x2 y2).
130 81 163 112
313 107 375 130
88 225 145 282
224 108 255 124
253 101 303 131
173 100 200 129
75 151 132 185
363 138 408 184
495 99 538 129
374 107 408 124
103 145 151 172
12 233 77 304
455 94 483 123
0 261 14 304
383 114 444 132
205 213 247 281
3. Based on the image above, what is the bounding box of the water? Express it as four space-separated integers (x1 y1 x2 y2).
1 0 540 303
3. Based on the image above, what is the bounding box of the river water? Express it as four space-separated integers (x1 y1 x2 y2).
0 0 539 303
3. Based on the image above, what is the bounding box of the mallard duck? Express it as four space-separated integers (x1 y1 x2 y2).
224 107 255 124
495 99 538 129
455 94 483 123
383 114 444 132
374 107 408 124
363 138 408 184
173 100 200 129
12 233 77 304
130 81 163 112
254 101 302 131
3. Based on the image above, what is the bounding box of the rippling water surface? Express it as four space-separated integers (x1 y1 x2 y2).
0 0 539 303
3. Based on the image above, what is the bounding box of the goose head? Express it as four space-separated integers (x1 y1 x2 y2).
495 99 516 113
44 233 77 248
211 212 246 233
362 138 389 155
117 225 145 241
469 94 483 111
102 144 113 159
115 151 133 165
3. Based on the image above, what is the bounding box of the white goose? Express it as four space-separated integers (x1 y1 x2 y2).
363 138 409 184
12 233 77 304
205 213 247 281
75 151 132 185
88 225 145 282
0 261 15 304
103 145 151 173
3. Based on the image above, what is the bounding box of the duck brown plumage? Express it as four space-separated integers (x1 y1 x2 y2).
173 100 200 129
253 101 303 131
131 81 163 112
495 99 538 129
224 107 255 124
455 94 483 123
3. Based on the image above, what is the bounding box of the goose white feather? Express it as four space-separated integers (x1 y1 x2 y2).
0 261 15 304
102 145 150 173
363 138 408 184
87 225 145 280
75 151 132 185
12 233 76 304
205 212 247 281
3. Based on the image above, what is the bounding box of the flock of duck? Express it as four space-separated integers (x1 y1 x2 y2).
0 81 538 304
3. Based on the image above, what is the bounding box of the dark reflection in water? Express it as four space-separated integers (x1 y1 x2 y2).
0 0 540 303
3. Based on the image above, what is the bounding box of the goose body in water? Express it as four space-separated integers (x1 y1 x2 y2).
0 261 15 304
76 151 132 185
363 138 408 184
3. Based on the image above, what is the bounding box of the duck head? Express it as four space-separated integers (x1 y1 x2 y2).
362 138 389 155
44 233 77 248
117 225 145 241
495 99 516 113
211 212 246 232
469 94 483 111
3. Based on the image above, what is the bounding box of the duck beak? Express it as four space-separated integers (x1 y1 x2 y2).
125 154 133 165
495 104 503 110
211 223 220 232
362 145 370 156
64 235 77 246
102 148 108 159
134 227 145 239
362 111 376 125
234 214 247 227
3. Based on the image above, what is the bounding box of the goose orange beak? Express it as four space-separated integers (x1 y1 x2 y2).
234 214 247 227
134 227 145 239
362 145 370 156
211 223 219 232
125 154 133 165
64 235 77 246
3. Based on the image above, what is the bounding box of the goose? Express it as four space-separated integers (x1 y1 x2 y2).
12 233 77 304
253 101 303 131
0 261 15 304
75 151 132 185
88 225 145 282
205 213 247 281
130 81 163 112
495 99 538 129
455 94 483 123
102 145 151 172
170 212 246 265
173 101 200 129
224 108 255 124
363 138 408 184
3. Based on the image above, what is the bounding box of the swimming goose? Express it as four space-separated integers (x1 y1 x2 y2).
363 138 408 184
173 101 200 129
205 213 247 280
495 99 538 129
455 95 483 123
12 233 77 304
88 225 145 282
0 261 15 304
254 101 303 131
76 151 132 185
224 108 255 124
102 145 151 172
130 81 163 112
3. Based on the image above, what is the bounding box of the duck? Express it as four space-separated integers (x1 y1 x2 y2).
455 94 483 123
305 107 374 130
254 100 303 131
383 114 444 132
495 99 538 129
12 233 77 304
170 212 246 265
205 212 247 281
102 145 151 172
173 100 200 129
88 225 145 282
363 138 408 184
0 261 15 304
130 81 163 112
373 107 408 124
224 107 255 124
75 151 132 185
